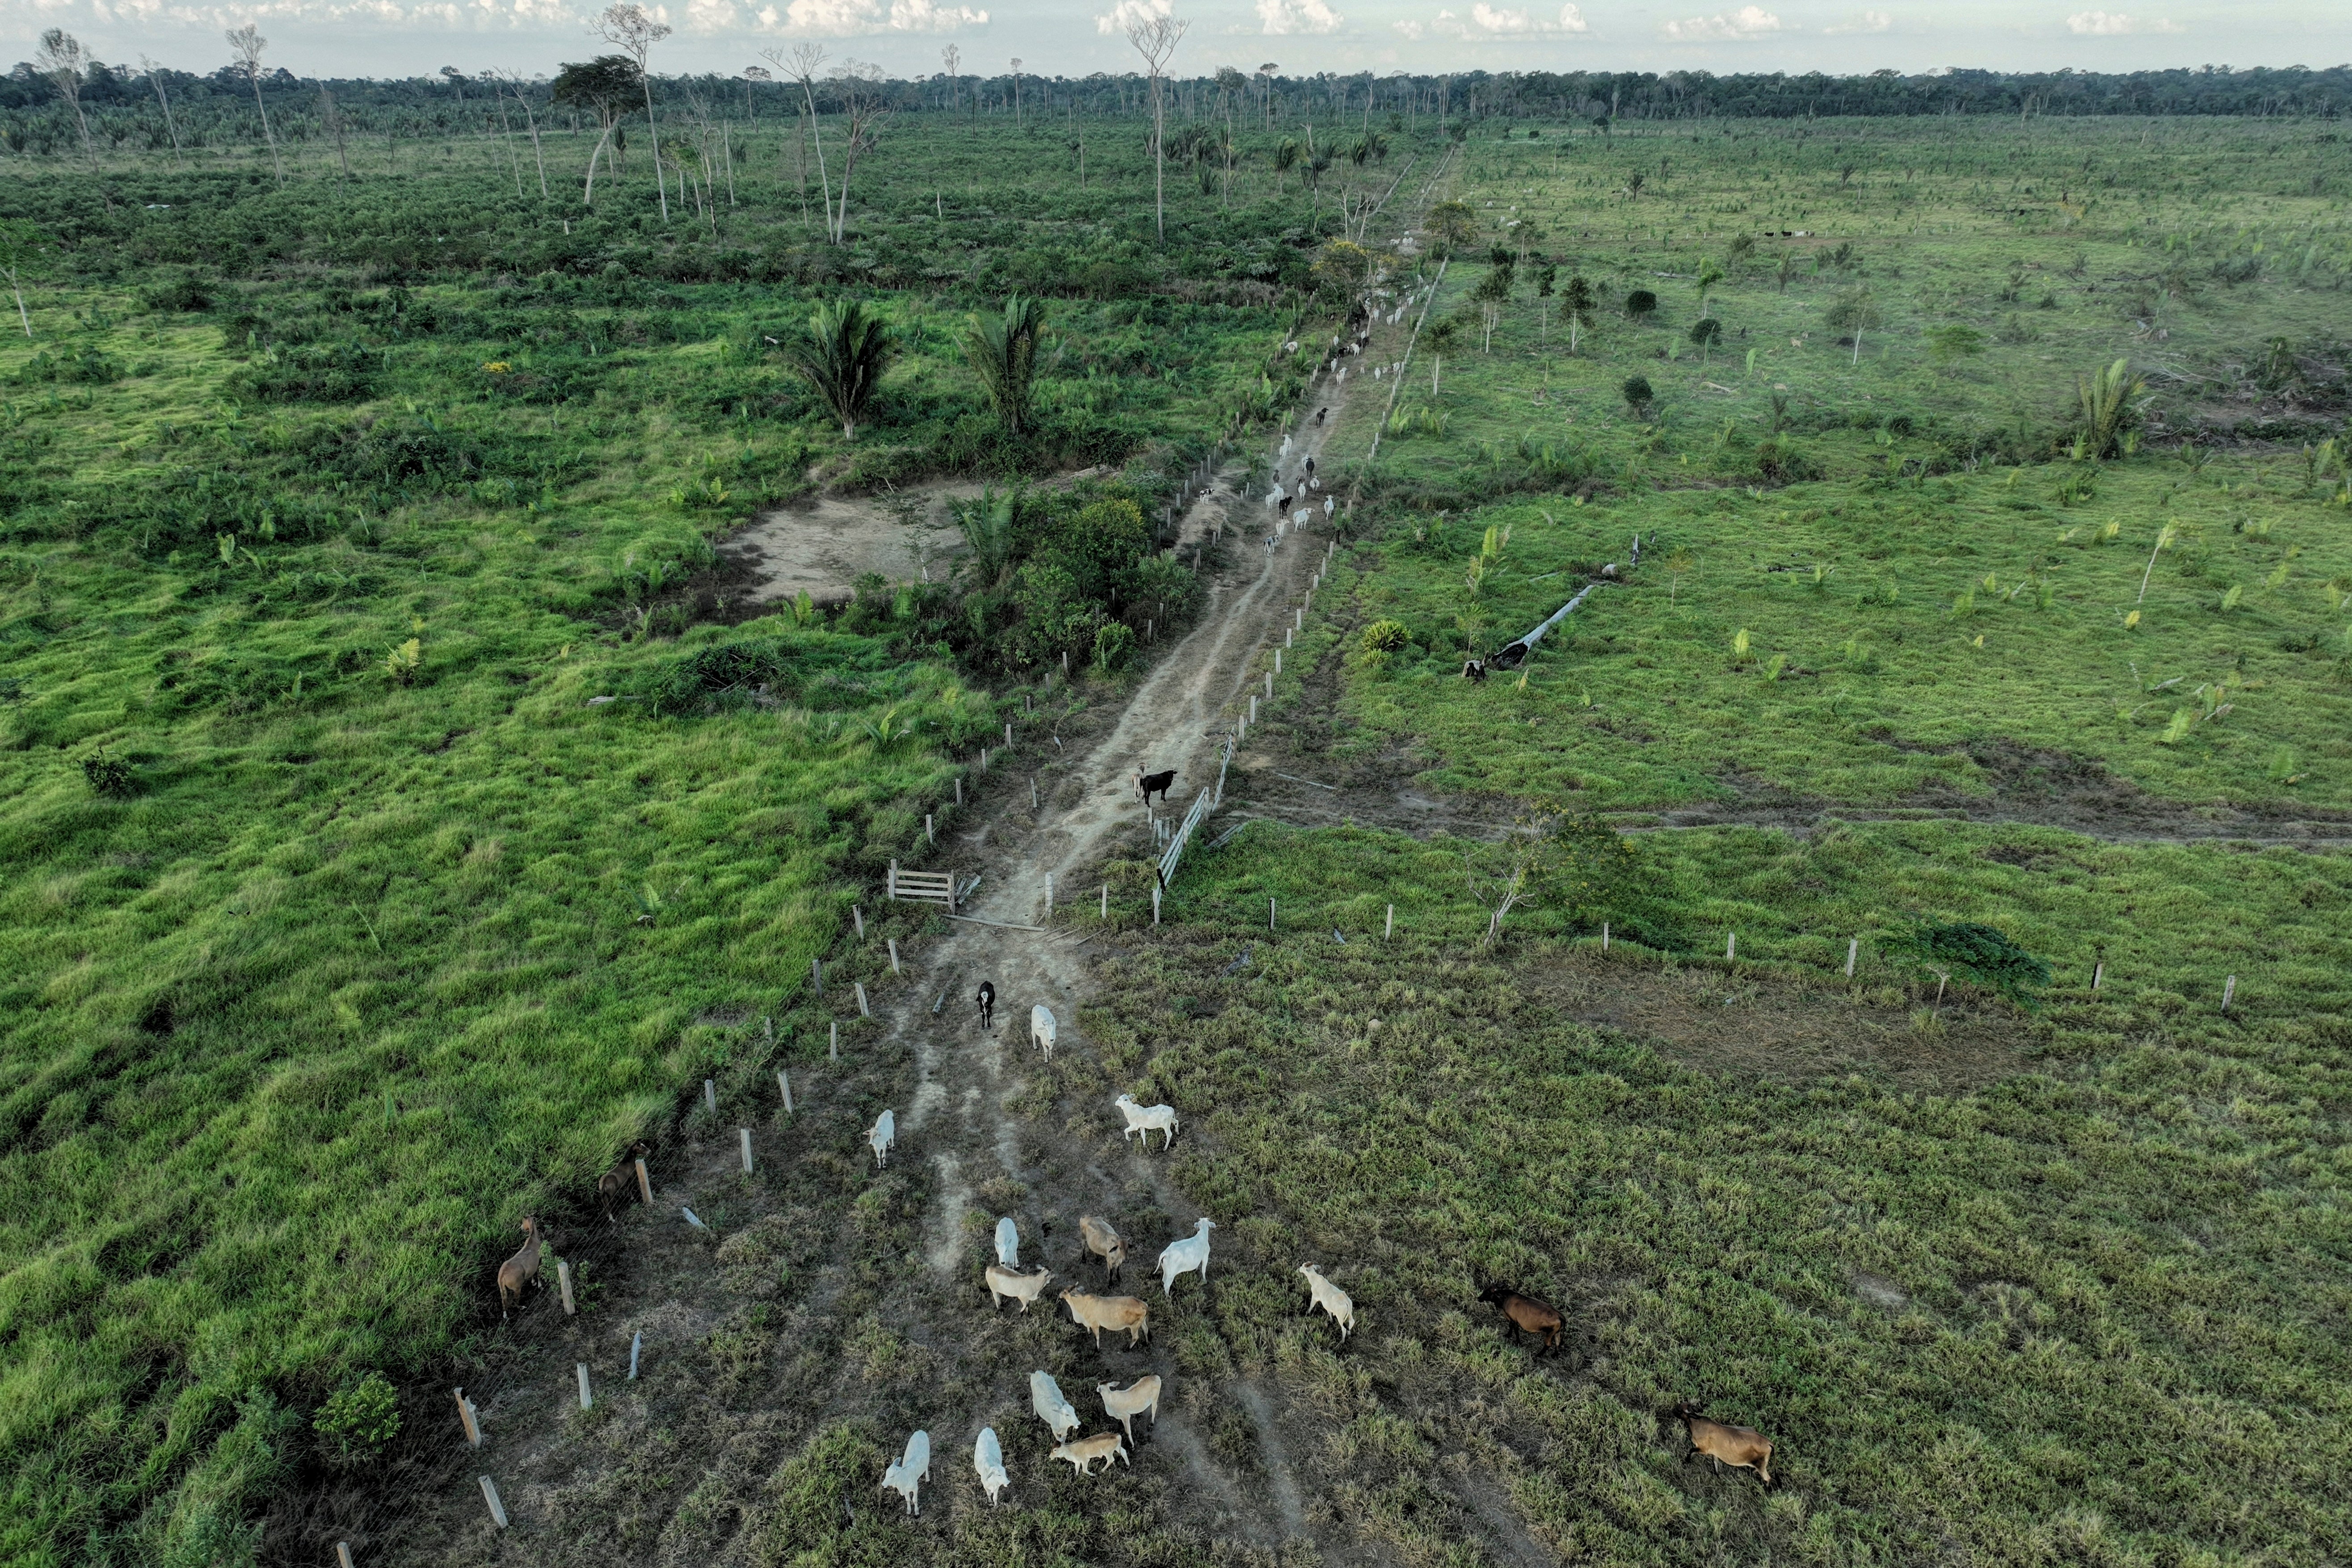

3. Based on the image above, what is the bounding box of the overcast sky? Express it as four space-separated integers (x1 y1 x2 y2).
7 0 2345 84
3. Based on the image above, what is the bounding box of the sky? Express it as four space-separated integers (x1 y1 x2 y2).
5 0 2346 84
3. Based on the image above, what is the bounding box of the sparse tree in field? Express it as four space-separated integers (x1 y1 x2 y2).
320 86 351 180
1622 374 1654 418
1275 137 1300 193
0 220 55 338
824 62 890 245
767 44 833 241
1696 261 1724 316
553 57 640 206
1125 13 1189 246
138 56 184 166
226 25 284 186
940 45 959 114
596 3 673 223
1425 198 1477 255
1258 61 1277 129
34 31 94 165
1462 813 1562 950
1824 286 1882 365
787 299 895 440
1563 273 1595 353
1010 58 1022 126
961 295 1048 437
494 71 550 199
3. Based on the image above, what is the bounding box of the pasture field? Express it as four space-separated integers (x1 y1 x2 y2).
2 92 2350 1568
0 116 1361 1564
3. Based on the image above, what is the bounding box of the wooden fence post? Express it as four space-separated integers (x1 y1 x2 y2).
1266 671 1275 698
1152 884 1162 925
888 938 900 975
634 1158 652 1204
629 1331 642 1379
1725 931 1737 961
855 982 870 1018
1601 922 1610 952
1101 885 1109 920
479 1476 509 1528
926 814 934 845
576 1364 592 1411
1005 722 1014 744
1385 904 1394 939
955 777 963 805
1269 898 1276 931
337 1543 355 1568
829 1021 838 1060
703 1080 716 1114
853 905 865 940
1845 938 1859 978
455 1388 481 1446
739 1129 754 1173
812 957 824 995
556 1259 576 1316
2222 974 2237 1012
2092 961 2105 992
1046 874 1054 916
777 1070 793 1114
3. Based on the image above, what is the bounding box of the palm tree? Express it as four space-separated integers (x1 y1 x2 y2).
787 300 895 440
961 296 1049 437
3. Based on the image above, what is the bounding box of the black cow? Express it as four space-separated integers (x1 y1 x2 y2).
976 981 996 1030
1136 769 1178 806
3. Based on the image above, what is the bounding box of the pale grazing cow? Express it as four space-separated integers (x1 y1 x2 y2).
986 1264 1055 1312
1113 1093 1180 1152
1031 1005 1057 1062
1080 1215 1126 1283
1030 1370 1081 1441
995 1216 1021 1269
1098 1375 1163 1444
1049 1433 1129 1476
1155 1218 1217 1298
867 1109 895 1169
1298 1264 1356 1343
974 1427 1010 1506
880 1429 930 1516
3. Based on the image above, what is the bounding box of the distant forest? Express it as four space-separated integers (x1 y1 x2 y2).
2 57 2348 160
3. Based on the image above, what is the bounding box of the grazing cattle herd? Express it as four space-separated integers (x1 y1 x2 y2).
541 849 1776 1520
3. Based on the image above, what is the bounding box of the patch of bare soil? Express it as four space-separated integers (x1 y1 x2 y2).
1523 950 2033 1095
722 483 980 605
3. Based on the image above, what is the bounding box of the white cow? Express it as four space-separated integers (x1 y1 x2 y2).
1030 1370 1080 1441
974 1426 1010 1506
1031 1004 1057 1061
1113 1093 1180 1152
867 1109 895 1169
1155 1218 1217 1298
995 1216 1021 1269
881 1429 930 1516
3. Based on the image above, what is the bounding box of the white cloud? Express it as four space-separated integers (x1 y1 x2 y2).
1464 2 1586 32
1257 0 1340 33
1095 0 1168 33
763 0 980 31
1822 8 1888 33
1391 15 1421 34
1661 4 1784 40
2066 9 2181 33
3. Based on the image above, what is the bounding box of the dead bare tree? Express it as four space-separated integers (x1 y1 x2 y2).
941 44 959 114
1125 14 1189 246
766 44 833 243
320 85 350 180
138 57 184 167
35 31 93 165
826 62 889 245
595 3 673 222
494 71 551 200
225 25 283 186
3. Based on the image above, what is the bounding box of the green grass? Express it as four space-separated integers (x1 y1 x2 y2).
1077 894 2352 1565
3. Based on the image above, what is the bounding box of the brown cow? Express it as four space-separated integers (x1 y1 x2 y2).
1674 1401 1773 1487
1060 1289 1151 1349
1478 1285 1564 1351
598 1141 650 1223
497 1217 543 1319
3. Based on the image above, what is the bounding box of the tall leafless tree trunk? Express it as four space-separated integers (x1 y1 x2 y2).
768 45 833 244
139 57 184 166
829 63 888 245
226 26 283 186
1126 15 1188 247
598 3 673 222
320 87 351 179
36 31 95 166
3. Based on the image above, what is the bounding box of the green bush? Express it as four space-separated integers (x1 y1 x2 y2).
1624 289 1658 320
1092 621 1137 673
1621 375 1655 416
1885 920 2051 1006
311 1373 400 1466
1361 619 1411 653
